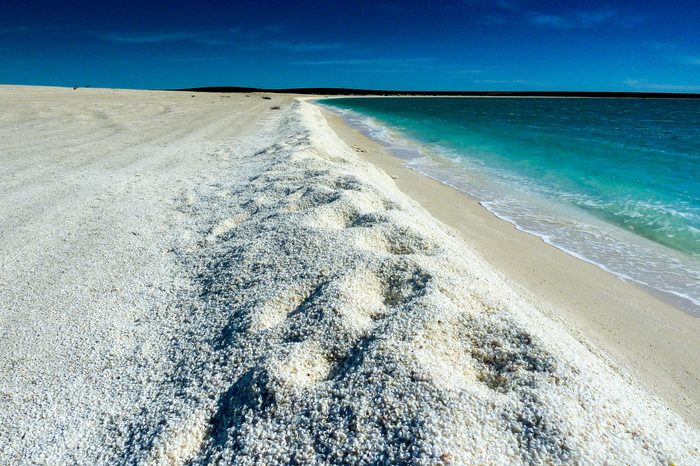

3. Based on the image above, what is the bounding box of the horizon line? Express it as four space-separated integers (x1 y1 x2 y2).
2 83 699 98
178 86 700 98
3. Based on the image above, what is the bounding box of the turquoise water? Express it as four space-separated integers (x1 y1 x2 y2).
321 97 700 312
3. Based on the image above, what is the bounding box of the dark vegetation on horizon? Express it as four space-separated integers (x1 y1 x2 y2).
178 86 700 98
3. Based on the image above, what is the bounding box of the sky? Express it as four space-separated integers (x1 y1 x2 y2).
1 0 699 91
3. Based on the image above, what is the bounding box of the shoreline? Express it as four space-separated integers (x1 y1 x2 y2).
318 100 700 315
3 86 698 463
318 104 700 429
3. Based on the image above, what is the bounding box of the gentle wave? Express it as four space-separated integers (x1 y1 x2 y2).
324 103 700 314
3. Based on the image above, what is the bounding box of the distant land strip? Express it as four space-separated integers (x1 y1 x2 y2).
177 87 700 98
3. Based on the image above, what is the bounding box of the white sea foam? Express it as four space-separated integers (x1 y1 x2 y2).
324 104 700 314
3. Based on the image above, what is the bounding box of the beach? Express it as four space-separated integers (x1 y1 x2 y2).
321 107 700 428
1 86 698 464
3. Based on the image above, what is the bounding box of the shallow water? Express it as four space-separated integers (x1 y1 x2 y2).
321 97 700 313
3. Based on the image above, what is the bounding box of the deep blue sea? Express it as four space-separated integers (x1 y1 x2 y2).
321 97 700 312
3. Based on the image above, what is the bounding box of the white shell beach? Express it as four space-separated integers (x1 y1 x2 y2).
0 86 698 465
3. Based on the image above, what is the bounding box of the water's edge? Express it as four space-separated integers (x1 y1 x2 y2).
319 100 700 316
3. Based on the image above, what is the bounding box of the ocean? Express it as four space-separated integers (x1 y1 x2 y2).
320 97 700 313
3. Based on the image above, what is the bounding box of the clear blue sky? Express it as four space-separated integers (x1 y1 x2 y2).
1 0 698 91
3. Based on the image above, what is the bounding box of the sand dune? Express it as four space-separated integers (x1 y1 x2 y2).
0 87 697 464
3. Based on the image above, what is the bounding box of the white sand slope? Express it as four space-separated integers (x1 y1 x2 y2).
1 88 698 465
